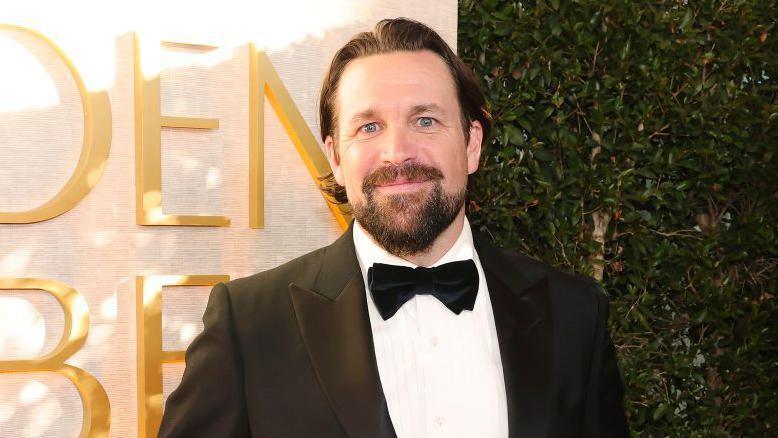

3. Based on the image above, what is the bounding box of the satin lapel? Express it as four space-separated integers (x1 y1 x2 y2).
288 225 395 438
475 234 553 437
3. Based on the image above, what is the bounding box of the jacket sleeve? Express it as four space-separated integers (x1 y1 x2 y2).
158 282 251 438
583 286 630 437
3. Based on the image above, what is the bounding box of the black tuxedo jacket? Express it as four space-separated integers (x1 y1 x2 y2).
159 225 628 437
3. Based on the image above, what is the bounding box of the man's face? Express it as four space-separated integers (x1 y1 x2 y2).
325 50 482 255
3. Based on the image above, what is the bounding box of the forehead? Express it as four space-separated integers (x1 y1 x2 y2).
336 50 458 123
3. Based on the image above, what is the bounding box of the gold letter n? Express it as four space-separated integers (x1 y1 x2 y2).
249 45 350 230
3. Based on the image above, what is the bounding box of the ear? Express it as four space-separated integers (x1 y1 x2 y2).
466 120 483 175
325 135 345 186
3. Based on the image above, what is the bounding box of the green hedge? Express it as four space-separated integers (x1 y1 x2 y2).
458 0 777 435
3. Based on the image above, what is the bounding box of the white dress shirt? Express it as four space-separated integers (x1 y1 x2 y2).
353 218 509 438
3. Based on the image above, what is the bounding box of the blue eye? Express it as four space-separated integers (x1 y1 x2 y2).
361 122 378 133
417 117 434 127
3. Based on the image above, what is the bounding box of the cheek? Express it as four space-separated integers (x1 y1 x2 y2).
436 146 469 176
339 155 371 191
343 145 378 176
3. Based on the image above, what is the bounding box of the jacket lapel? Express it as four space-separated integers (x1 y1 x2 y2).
474 234 553 437
286 225 551 437
288 224 396 438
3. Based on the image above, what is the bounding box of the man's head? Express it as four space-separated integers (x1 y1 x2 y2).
320 18 492 256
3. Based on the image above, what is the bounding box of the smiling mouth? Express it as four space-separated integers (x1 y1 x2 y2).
362 162 444 195
373 179 433 195
378 178 430 187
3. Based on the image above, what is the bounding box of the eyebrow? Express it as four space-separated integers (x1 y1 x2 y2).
409 103 445 117
347 108 378 127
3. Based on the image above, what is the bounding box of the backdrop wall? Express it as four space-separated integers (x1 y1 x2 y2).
0 2 457 436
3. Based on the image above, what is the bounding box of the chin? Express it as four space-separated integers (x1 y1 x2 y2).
353 183 466 256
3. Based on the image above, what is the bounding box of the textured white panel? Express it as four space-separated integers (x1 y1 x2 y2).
161 285 210 352
0 2 457 436
0 373 83 438
0 292 64 360
0 29 83 212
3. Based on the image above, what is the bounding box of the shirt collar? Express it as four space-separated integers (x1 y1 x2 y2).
352 217 476 276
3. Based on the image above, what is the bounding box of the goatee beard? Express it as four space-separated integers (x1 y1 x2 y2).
353 162 466 257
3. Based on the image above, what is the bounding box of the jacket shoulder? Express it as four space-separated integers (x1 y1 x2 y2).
222 245 329 305
476 233 607 304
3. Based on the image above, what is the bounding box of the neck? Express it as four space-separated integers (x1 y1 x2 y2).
399 208 466 267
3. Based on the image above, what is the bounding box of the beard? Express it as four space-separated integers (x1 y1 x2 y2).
352 162 466 257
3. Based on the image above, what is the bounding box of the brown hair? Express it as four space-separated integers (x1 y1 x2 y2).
318 17 492 204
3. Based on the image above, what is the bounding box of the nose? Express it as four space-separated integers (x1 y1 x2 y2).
379 125 417 165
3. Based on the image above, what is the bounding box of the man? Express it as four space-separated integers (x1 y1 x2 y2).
159 18 628 438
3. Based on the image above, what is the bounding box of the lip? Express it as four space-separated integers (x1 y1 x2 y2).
375 179 430 192
379 178 426 186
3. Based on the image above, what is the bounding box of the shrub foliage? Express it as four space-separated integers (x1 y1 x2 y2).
459 0 777 435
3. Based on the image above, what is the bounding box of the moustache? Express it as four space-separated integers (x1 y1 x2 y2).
362 162 444 193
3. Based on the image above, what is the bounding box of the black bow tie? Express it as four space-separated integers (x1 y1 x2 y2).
367 259 479 320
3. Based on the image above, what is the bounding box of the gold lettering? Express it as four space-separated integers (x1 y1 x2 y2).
0 278 111 437
249 45 351 230
0 25 112 224
134 35 228 226
136 275 229 438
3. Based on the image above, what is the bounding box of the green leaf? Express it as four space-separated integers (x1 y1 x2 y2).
653 403 667 421
518 118 533 132
680 9 693 33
